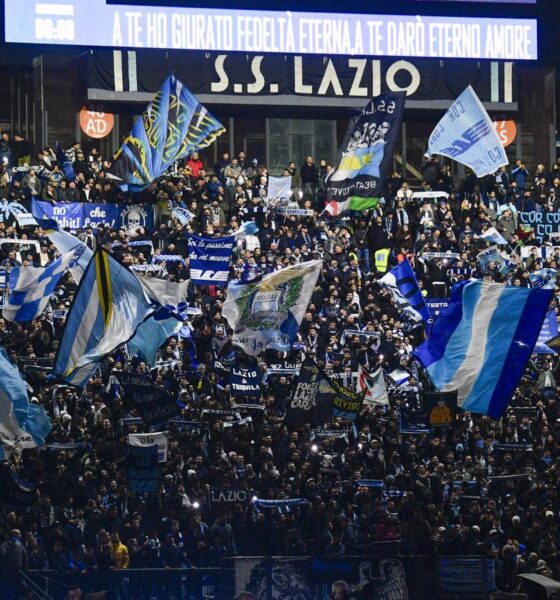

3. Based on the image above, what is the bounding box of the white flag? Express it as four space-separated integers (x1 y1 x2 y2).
266 176 292 204
358 365 389 406
128 432 169 463
427 86 508 178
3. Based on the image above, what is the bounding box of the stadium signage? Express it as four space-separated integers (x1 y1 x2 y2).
5 0 538 60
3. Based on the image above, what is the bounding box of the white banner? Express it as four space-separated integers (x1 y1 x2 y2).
427 86 508 178
128 431 168 463
266 176 292 203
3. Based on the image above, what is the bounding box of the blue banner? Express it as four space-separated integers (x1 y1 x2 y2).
438 558 496 595
188 233 235 285
128 444 160 493
426 299 449 320
32 200 154 233
229 362 261 397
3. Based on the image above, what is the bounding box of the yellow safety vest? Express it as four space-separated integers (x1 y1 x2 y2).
375 248 390 273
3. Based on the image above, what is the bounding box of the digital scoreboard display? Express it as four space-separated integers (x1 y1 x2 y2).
4 0 538 60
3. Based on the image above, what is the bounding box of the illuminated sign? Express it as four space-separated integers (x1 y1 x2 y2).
4 0 538 60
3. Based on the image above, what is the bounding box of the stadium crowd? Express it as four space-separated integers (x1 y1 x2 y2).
0 132 559 595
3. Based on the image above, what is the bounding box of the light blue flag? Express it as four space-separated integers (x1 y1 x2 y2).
379 259 431 323
529 268 558 290
0 346 51 448
478 227 507 245
535 310 559 355
128 317 181 367
414 279 553 419
427 86 508 178
54 249 155 386
4 252 75 322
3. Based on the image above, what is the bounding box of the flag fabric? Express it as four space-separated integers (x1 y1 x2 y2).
477 246 503 271
54 249 155 385
128 444 160 493
379 259 431 323
411 191 449 201
358 365 389 406
529 268 558 290
37 219 93 284
4 252 74 321
229 358 261 397
413 279 553 418
325 197 379 216
477 227 507 245
425 391 458 428
284 356 320 427
188 233 236 285
108 75 225 192
399 406 430 434
56 143 75 181
133 273 189 311
266 176 292 204
222 259 322 356
127 317 181 367
535 310 559 355
320 370 365 421
172 207 195 227
0 346 51 449
427 86 508 178
326 92 405 214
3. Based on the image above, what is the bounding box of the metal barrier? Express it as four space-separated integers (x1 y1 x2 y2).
17 553 497 600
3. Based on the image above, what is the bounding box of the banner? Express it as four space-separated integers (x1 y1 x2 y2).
275 207 315 217
427 85 508 177
535 310 559 354
321 371 365 421
424 391 457 428
32 200 154 233
188 233 235 285
0 468 36 507
266 176 292 203
0 200 29 228
476 245 502 271
116 372 178 429
326 92 405 211
108 75 225 192
285 357 320 427
128 431 169 463
438 558 496 595
520 211 560 241
127 444 160 493
209 486 249 508
425 299 450 320
223 260 322 356
229 362 261 397
399 405 430 434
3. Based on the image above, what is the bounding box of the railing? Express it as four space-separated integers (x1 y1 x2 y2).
15 552 497 600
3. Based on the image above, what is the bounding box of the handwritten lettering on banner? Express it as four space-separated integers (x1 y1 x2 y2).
519 212 560 241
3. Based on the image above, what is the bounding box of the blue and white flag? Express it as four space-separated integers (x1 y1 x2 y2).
535 309 559 354
0 346 51 449
358 365 389 406
56 142 75 181
4 252 75 322
223 259 322 356
54 249 155 386
172 207 195 227
530 268 558 290
414 279 553 418
188 233 235 285
379 259 431 323
477 227 507 245
477 246 502 271
427 86 508 178
38 219 93 284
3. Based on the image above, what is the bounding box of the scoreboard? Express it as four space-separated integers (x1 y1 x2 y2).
4 0 538 60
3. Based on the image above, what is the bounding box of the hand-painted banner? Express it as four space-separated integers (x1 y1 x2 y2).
188 233 235 285
32 200 154 233
127 444 160 493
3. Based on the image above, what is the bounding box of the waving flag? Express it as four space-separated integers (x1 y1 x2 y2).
326 92 405 214
358 365 389 406
128 317 181 367
108 75 225 192
427 86 508 177
414 279 553 418
54 249 155 385
0 346 51 449
37 219 93 284
477 227 507 245
56 142 75 181
223 260 322 356
4 252 75 321
379 259 431 323
529 268 558 290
